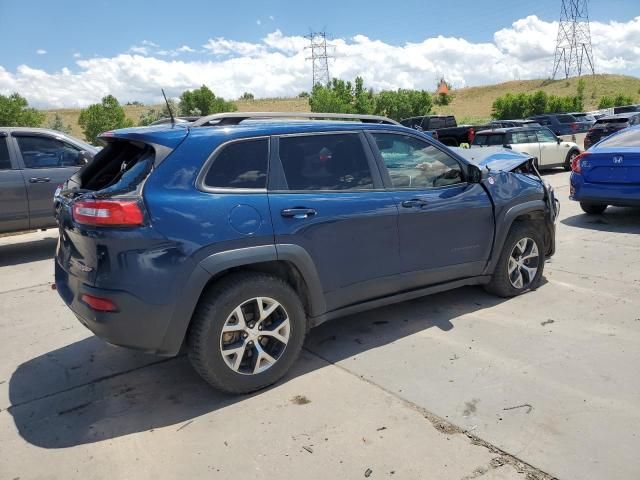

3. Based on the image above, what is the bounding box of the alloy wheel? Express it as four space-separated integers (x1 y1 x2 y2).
508 238 540 289
219 297 290 375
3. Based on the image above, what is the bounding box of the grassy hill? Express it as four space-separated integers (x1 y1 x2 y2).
433 74 640 123
44 74 640 141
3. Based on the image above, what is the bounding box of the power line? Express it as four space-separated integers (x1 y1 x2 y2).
305 31 334 88
552 0 595 79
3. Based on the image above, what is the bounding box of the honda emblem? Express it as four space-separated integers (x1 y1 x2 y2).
613 155 624 164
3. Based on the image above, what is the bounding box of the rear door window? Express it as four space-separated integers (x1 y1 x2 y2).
278 133 373 191
204 138 269 189
0 137 11 170
15 135 84 168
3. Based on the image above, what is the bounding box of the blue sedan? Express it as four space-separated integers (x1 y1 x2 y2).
570 125 640 214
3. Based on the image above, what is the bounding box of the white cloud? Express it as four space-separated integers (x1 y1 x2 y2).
269 15 275 21
256 19 261 26
36 49 47 55
2 16 639 108
129 46 149 55
73 53 82 59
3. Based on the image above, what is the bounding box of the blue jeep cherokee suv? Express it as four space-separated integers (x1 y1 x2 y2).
54 112 557 393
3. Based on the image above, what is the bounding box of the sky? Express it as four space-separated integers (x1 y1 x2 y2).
0 0 639 108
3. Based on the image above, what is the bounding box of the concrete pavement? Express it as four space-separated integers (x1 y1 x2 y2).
1 170 639 479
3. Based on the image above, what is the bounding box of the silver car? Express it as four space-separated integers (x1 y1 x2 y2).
0 127 97 234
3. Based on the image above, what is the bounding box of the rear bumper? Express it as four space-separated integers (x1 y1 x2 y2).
55 259 178 355
570 173 640 206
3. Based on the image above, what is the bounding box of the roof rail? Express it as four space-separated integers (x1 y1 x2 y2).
191 111 400 127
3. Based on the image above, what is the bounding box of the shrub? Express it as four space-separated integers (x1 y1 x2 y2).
0 93 45 127
309 76 431 121
179 85 236 116
78 95 134 143
47 113 72 134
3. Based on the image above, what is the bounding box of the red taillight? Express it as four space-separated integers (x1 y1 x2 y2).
72 199 144 226
571 152 590 173
467 128 475 143
81 294 117 312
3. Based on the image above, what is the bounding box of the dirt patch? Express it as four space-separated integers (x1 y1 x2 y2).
291 395 311 405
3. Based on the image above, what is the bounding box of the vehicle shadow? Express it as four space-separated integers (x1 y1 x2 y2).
8 284 514 449
561 207 640 234
0 236 57 267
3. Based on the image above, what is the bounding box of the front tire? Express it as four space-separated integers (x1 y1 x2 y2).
187 272 307 394
580 202 607 215
485 223 545 298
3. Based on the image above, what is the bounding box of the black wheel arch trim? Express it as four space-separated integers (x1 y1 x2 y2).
484 200 547 275
157 244 325 355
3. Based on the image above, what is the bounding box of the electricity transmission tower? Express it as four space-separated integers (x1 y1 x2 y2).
552 0 595 79
305 31 333 87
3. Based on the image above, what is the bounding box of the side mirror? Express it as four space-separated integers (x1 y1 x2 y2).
502 144 512 150
78 150 92 165
468 164 483 184
556 137 561 144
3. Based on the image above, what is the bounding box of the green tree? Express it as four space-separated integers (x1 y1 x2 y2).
374 89 432 121
613 93 634 106
78 95 134 143
0 93 46 127
529 90 548 116
353 77 375 114
47 113 72 134
598 93 634 109
138 108 162 126
179 85 236 115
239 92 254 101
309 78 355 113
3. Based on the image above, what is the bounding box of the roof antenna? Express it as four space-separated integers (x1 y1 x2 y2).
161 89 175 126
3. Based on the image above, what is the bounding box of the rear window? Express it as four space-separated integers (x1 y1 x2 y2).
429 117 445 129
278 134 373 191
595 118 630 125
0 137 10 169
557 115 576 124
598 129 640 148
473 134 504 146
204 138 268 189
79 140 153 193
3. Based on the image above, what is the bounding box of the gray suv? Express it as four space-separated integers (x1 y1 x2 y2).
0 128 97 234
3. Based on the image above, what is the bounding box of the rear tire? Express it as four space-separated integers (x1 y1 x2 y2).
564 150 579 171
580 202 607 215
485 223 545 298
187 272 307 394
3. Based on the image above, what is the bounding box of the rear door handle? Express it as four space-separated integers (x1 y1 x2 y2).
401 199 428 208
281 208 317 219
29 177 51 183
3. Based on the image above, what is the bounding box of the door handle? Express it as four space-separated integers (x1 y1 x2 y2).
401 199 428 208
29 177 51 183
281 208 317 219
